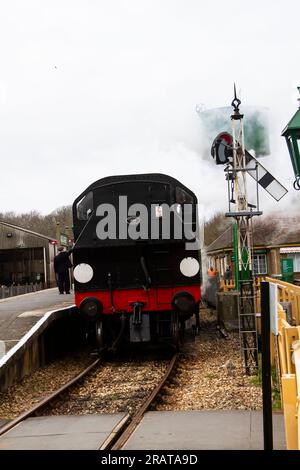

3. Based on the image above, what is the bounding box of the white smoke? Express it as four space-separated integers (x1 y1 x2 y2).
0 0 298 216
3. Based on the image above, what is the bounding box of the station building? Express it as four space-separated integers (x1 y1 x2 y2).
206 215 300 280
0 221 57 288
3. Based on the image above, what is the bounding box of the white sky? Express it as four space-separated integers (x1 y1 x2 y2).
0 0 300 218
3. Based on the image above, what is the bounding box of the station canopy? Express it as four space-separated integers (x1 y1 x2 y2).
280 247 300 254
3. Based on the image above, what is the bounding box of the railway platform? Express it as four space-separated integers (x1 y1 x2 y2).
0 289 76 392
0 288 75 358
123 410 286 450
0 414 128 450
0 410 286 450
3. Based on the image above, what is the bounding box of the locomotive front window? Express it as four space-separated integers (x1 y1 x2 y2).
76 191 93 220
175 187 194 204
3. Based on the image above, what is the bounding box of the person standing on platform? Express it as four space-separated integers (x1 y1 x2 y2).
207 266 216 277
224 265 232 280
54 246 73 294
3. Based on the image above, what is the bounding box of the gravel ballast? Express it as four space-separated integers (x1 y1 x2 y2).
0 309 262 420
0 353 92 419
155 309 262 411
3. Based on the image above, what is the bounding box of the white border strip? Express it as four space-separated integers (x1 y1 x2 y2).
0 304 75 368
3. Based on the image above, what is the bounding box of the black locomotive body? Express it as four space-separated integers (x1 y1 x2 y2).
72 173 201 349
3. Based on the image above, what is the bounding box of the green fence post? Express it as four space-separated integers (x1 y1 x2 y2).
233 223 239 289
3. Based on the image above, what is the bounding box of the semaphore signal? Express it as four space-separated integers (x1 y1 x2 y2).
202 85 288 374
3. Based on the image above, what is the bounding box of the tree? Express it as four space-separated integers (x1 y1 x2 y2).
0 206 73 239
204 212 231 246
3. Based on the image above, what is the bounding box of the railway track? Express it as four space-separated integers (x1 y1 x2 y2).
105 354 177 450
0 353 178 449
0 357 101 438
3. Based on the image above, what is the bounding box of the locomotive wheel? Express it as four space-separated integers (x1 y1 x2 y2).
95 318 105 350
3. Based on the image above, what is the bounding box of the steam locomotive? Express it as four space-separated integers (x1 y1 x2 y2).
72 173 201 349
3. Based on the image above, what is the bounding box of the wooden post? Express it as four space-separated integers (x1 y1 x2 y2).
281 374 298 450
261 281 273 450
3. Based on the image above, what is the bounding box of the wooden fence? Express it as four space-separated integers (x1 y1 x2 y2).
0 283 45 300
219 275 300 448
275 303 300 449
220 276 266 292
266 277 300 326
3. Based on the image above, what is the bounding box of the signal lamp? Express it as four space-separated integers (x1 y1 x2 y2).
211 132 233 165
282 87 300 190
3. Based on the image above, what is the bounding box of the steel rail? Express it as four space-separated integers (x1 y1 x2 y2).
106 353 178 450
0 357 101 437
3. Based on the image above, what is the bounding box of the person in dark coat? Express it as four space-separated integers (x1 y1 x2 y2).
54 246 73 294
224 265 232 281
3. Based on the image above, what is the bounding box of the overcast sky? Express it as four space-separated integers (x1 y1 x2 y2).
0 0 300 218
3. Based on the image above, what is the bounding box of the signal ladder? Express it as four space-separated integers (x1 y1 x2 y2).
238 219 258 375
239 280 259 375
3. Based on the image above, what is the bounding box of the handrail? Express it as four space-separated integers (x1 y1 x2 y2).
268 280 300 450
219 275 266 293
218 275 300 448
266 277 300 326
217 274 300 448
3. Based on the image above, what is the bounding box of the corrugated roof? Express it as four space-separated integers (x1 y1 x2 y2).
207 216 300 253
206 226 232 252
280 247 300 253
0 220 56 242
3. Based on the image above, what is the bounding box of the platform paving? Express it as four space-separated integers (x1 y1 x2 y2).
0 289 75 357
0 414 128 450
123 410 286 450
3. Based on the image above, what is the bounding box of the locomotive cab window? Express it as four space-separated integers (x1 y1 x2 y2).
175 187 196 234
76 191 93 220
175 186 193 204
